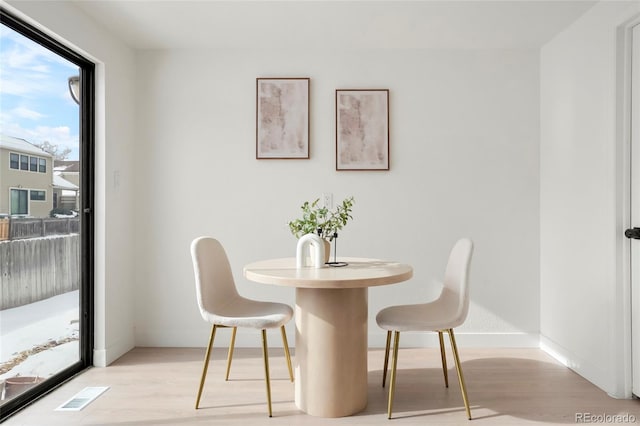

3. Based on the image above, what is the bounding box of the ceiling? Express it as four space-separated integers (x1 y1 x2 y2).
71 0 599 50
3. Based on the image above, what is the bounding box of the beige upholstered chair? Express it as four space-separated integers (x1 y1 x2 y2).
376 238 474 420
191 236 294 417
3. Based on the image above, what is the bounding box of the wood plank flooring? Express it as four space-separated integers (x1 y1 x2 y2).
3 346 639 425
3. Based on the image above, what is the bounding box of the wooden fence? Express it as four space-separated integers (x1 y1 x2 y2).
0 217 79 241
0 218 8 241
0 234 79 310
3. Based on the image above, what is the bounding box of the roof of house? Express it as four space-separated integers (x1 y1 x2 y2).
54 160 80 172
53 174 79 190
0 134 52 158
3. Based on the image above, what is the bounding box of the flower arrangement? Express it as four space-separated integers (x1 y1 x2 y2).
288 196 355 242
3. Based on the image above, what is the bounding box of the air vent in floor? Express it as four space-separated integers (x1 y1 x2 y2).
55 386 109 411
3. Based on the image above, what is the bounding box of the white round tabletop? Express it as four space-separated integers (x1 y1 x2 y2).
243 257 413 289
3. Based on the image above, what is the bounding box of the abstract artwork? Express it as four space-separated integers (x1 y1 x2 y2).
335 89 389 170
256 78 310 159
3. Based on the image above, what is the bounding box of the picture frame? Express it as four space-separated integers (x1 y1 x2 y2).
256 77 310 159
335 89 389 171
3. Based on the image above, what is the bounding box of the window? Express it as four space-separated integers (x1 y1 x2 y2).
10 152 19 169
30 190 46 201
8 153 47 173
1 9 94 421
10 189 28 215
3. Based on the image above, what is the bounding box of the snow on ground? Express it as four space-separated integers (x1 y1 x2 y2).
1 290 80 382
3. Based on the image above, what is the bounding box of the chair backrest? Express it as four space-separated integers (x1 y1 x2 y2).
190 236 241 319
438 238 474 328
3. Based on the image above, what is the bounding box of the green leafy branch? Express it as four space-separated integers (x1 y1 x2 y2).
288 196 355 241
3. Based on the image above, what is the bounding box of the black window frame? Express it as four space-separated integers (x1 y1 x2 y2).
0 8 95 422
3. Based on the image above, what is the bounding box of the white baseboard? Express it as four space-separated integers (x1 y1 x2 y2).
539 334 616 397
135 328 539 349
93 331 630 401
369 331 539 348
93 334 135 367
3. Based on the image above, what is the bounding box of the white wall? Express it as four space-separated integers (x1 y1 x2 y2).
8 0 640 400
3 1 542 365
133 48 540 349
4 1 137 366
540 1 640 398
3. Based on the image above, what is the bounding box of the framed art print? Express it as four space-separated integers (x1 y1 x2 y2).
256 77 310 159
336 89 389 170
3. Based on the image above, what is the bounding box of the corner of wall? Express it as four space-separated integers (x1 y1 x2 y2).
93 332 135 367
540 335 615 396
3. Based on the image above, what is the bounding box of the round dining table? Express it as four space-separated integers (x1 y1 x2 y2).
243 257 413 417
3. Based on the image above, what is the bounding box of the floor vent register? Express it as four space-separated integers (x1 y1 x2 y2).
55 386 109 411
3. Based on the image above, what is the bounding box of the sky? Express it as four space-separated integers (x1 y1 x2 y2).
0 24 80 160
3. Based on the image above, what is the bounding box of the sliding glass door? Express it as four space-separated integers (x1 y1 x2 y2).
0 9 93 420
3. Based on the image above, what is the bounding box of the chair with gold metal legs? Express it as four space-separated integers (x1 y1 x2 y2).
376 238 474 420
191 237 294 417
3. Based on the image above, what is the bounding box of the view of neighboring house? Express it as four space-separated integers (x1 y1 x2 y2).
53 160 80 212
0 134 78 218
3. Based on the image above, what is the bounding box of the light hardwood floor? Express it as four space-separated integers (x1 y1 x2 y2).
3 346 639 425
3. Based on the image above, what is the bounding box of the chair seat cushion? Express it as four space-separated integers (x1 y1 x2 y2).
376 301 462 332
201 297 293 329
